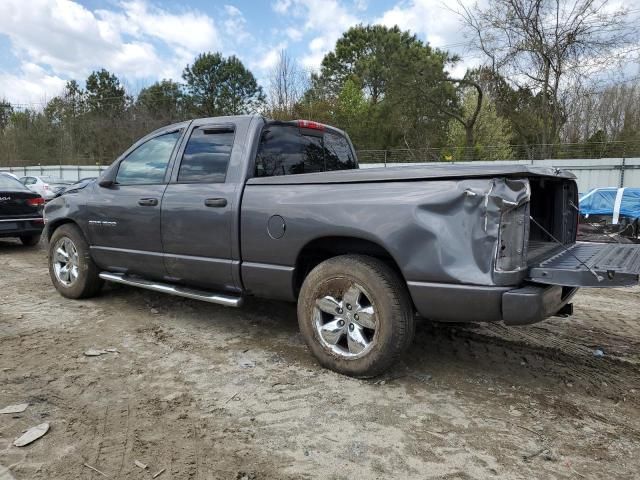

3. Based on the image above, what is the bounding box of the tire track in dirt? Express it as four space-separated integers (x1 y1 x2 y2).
415 319 640 401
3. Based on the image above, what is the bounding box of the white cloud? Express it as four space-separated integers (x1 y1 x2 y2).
285 27 303 41
376 0 482 75
255 42 289 71
222 4 251 43
0 0 220 103
272 0 360 70
272 0 294 14
0 63 67 105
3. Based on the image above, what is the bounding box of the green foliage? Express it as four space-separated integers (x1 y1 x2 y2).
85 69 128 116
183 53 265 116
0 99 13 130
136 80 186 121
447 90 513 160
307 24 456 150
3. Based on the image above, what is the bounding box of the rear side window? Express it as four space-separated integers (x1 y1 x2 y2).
116 131 180 185
178 127 234 183
255 125 356 177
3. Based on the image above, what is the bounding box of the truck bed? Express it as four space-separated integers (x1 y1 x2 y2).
247 164 576 185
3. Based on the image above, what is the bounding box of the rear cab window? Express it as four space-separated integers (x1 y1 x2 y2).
178 126 235 183
254 122 357 177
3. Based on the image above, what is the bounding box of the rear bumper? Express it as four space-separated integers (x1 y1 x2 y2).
0 218 45 238
407 281 578 325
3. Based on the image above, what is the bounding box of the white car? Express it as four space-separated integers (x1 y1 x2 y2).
19 175 73 200
0 171 20 180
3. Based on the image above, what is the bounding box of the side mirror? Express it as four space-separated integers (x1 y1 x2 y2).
98 169 117 188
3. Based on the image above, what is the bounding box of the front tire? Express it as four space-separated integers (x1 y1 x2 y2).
48 224 103 299
297 254 415 378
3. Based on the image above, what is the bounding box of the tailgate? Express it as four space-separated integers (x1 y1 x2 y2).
529 242 640 287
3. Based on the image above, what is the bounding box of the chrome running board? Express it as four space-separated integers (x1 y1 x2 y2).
99 272 243 307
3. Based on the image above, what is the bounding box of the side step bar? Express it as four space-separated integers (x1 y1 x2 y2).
99 272 243 307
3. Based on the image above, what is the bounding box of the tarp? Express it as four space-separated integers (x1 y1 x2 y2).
580 188 640 223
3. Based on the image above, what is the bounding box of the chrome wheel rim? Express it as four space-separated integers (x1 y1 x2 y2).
53 237 79 287
313 281 377 359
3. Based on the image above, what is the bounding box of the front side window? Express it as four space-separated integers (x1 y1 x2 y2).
116 131 181 185
254 125 357 177
178 127 234 183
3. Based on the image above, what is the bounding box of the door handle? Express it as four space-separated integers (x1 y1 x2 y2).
204 198 227 208
138 198 159 206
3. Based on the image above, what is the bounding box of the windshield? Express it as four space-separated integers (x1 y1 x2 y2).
0 174 29 190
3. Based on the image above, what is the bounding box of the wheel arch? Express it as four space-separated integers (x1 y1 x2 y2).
293 236 407 297
46 218 81 242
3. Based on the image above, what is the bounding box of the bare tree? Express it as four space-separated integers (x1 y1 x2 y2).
458 0 638 155
437 78 483 159
267 50 308 119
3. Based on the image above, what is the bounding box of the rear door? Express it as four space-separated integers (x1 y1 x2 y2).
160 120 237 291
528 242 640 287
87 129 182 279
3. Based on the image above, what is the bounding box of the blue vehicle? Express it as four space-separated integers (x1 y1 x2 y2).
579 188 640 242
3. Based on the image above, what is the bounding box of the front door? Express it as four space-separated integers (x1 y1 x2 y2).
88 130 182 279
161 122 237 291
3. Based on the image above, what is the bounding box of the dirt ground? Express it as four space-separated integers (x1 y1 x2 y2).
1 240 639 480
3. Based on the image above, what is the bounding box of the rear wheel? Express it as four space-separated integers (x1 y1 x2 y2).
19 234 41 246
48 224 103 299
297 254 415 378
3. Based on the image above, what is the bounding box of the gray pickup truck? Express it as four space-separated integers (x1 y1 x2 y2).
44 115 640 377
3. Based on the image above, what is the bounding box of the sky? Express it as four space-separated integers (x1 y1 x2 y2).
0 0 484 106
0 0 638 106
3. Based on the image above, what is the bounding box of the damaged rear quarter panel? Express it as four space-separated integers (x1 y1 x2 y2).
241 177 533 297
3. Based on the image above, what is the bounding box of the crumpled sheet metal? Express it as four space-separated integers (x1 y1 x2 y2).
241 175 546 303
403 177 531 285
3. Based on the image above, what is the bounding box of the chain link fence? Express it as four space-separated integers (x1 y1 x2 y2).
356 141 640 165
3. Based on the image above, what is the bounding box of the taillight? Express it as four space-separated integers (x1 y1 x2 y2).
297 119 325 131
27 197 45 206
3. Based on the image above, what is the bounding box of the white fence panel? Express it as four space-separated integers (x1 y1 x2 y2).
624 158 640 188
0 165 108 181
362 157 638 192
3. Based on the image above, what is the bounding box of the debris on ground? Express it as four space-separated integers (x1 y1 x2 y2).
152 467 166 478
593 349 605 357
83 463 108 477
239 359 256 368
83 348 118 357
0 403 28 414
84 349 106 356
13 423 49 447
134 460 148 469
411 373 433 383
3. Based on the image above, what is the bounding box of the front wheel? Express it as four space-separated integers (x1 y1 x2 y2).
48 224 103 299
297 254 415 378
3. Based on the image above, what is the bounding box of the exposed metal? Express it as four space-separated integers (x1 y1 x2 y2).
98 272 243 307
